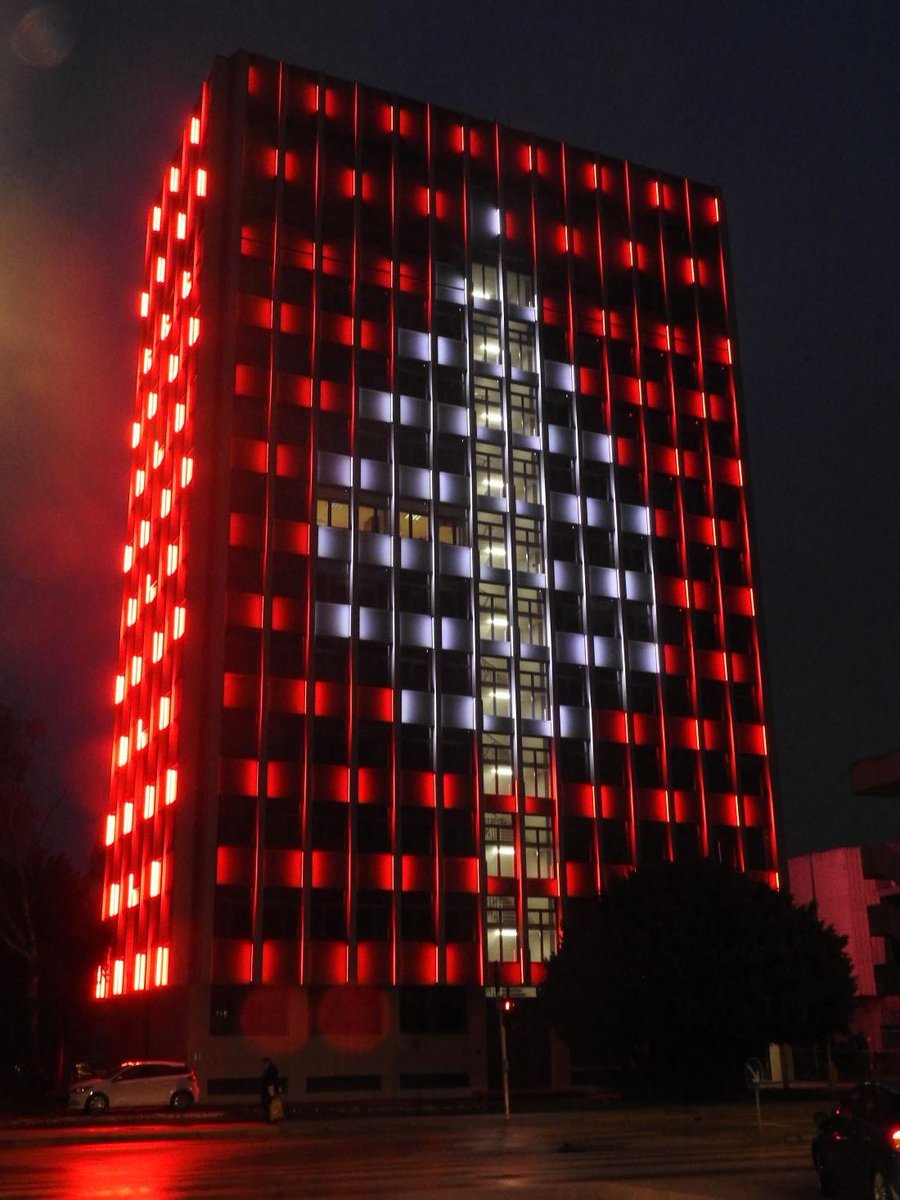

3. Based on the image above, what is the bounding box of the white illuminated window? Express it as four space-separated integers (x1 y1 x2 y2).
160 488 172 517
108 882 120 917
143 784 156 819
115 674 126 704
190 116 200 145
486 895 518 963
136 719 148 751
135 469 146 497
165 768 178 806
509 382 538 436
145 574 157 603
522 736 551 798
525 816 555 879
512 449 541 504
475 442 505 498
112 959 125 995
147 391 158 418
478 582 509 641
123 544 134 573
152 205 162 232
142 348 153 374
485 812 515 878
473 314 501 364
122 801 134 834
481 656 511 718
166 543 179 575
168 354 179 382
140 291 150 318
134 953 147 991
160 313 171 340
156 256 166 283
181 457 193 487
117 736 129 768
139 520 151 548
127 873 139 908
474 377 503 430
506 269 534 308
517 587 546 645
188 316 200 345
176 212 187 240
158 694 171 730
519 659 549 721
477 511 506 570
515 517 544 574
508 319 536 372
149 859 162 898
472 262 499 300
152 630 164 662
126 596 138 626
527 896 557 962
181 270 192 298
169 166 180 192
131 422 141 449
155 945 169 986
173 606 185 639
481 733 513 796
174 402 186 432
105 814 116 846
130 655 142 686
196 168 207 197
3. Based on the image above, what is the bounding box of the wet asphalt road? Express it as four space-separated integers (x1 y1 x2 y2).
0 1106 823 1199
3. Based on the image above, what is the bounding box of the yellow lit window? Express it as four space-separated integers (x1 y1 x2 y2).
131 421 141 448
152 205 162 232
134 953 147 991
169 166 180 192
160 489 172 517
174 402 186 432
196 167 207 197
147 392 158 418
112 959 125 996
155 945 169 986
165 768 177 806
156 256 166 283
173 606 185 639
105 814 116 845
176 212 187 240
168 353 179 382
123 544 134 572
140 291 150 318
149 860 162 897
188 316 199 345
181 457 193 487
126 596 138 626
143 784 155 819
122 801 134 834
108 883 120 917
117 736 129 767
166 543 178 575
139 520 150 548
152 630 164 662
135 469 146 497
158 694 171 729
130 655 142 686
190 116 200 145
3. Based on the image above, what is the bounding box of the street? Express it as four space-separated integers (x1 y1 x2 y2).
0 1103 823 1199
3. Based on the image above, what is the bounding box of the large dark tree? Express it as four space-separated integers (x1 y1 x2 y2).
540 859 855 1095
0 706 102 1091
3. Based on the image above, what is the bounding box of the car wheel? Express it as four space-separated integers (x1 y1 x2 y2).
85 1092 109 1115
170 1089 194 1111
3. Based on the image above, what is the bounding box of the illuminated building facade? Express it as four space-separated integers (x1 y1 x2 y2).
96 50 778 1097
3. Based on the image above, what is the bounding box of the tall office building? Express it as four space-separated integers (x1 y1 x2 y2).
95 51 778 1097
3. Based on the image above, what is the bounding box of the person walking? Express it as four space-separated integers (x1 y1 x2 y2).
260 1058 280 1119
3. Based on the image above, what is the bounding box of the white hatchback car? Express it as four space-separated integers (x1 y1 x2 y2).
68 1061 199 1115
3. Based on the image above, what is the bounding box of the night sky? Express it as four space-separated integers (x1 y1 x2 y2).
3 0 899 865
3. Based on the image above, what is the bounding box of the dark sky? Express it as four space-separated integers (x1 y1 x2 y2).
3 0 899 864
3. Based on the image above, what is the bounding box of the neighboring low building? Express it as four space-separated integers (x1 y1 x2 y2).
788 845 900 1052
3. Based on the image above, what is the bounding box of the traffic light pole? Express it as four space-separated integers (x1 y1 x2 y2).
499 992 510 1119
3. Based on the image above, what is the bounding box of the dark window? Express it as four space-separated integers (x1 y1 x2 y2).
562 816 594 863
309 888 346 940
217 797 255 846
588 597 618 637
639 820 668 863
596 744 627 785
213 886 252 939
356 890 391 940
620 535 648 573
357 719 391 768
441 651 471 696
674 822 700 860
658 605 686 645
357 565 391 609
400 807 434 855
624 602 653 641
399 648 432 691
593 667 622 710
400 892 434 941
398 726 432 771
266 800 301 848
558 738 590 782
552 591 583 632
399 986 467 1033
315 561 349 603
546 455 575 493
313 716 347 765
358 644 391 688
601 818 632 865
399 571 431 614
443 809 474 856
314 637 349 682
311 801 347 851
444 894 477 942
663 674 692 717
262 887 301 939
670 750 698 791
550 522 580 563
633 746 661 788
357 804 391 854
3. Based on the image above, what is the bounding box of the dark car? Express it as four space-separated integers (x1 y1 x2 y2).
812 1081 900 1198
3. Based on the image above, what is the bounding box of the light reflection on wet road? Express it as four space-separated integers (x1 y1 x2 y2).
0 1110 822 1199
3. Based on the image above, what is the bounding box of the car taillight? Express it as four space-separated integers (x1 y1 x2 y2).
889 1126 900 1148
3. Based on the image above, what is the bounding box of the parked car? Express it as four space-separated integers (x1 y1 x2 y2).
68 1061 198 1115
812 1081 900 1198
